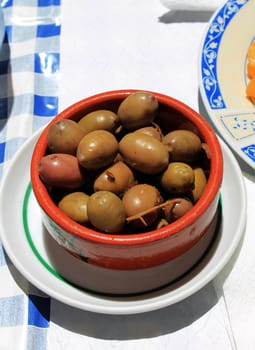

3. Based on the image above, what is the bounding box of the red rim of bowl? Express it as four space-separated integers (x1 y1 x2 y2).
30 89 223 246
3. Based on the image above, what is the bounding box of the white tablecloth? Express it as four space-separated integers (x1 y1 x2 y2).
1 0 255 349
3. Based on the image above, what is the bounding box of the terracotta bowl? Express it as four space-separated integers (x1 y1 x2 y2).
30 89 223 294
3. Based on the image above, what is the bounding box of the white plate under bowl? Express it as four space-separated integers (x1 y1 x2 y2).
0 131 246 315
199 0 255 170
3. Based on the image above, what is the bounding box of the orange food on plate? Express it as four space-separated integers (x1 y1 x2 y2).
246 78 255 104
247 61 255 79
246 41 255 103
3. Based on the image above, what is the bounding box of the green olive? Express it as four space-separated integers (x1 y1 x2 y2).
192 167 207 202
163 129 202 162
58 192 89 224
78 110 120 133
134 123 163 141
94 161 136 195
77 130 119 170
163 198 193 223
123 184 163 228
47 119 86 155
160 162 194 193
117 91 158 129
119 132 169 174
87 191 126 233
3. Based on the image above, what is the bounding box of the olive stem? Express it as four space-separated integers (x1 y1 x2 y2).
126 198 181 224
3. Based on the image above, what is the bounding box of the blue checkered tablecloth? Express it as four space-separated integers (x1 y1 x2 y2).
0 1 254 349
0 1 60 348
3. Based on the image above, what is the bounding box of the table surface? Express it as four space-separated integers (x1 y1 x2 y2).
1 0 255 349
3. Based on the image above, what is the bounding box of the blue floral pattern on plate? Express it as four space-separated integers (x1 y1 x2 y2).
242 144 255 161
201 0 248 110
220 112 255 139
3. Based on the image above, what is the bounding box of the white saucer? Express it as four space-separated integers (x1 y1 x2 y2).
0 131 246 315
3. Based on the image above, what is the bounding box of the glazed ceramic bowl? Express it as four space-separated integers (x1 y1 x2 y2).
30 89 223 294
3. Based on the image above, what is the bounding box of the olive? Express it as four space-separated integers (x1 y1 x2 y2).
94 161 136 195
192 167 207 202
58 192 89 224
123 184 163 228
119 132 169 174
78 110 120 133
163 129 202 162
163 198 193 223
134 123 163 141
87 191 126 233
160 162 194 193
47 119 86 155
38 153 86 189
77 130 119 170
178 121 200 135
117 91 158 129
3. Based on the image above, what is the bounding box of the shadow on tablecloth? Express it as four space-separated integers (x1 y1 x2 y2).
158 10 214 24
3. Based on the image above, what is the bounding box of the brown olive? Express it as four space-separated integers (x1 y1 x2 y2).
134 123 163 141
94 161 136 195
163 129 202 162
163 198 193 223
87 191 126 233
160 162 194 193
77 130 119 170
58 192 89 224
117 91 158 129
47 119 86 155
38 153 86 189
192 167 207 202
78 110 120 133
123 184 163 228
119 132 169 174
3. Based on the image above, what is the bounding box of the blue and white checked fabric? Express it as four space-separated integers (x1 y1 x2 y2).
0 1 61 349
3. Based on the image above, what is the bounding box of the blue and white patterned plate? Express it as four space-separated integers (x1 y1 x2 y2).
199 0 255 169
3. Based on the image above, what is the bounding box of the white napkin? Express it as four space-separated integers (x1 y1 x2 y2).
160 0 224 11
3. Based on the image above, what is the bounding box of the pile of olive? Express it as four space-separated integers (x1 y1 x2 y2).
38 91 209 234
